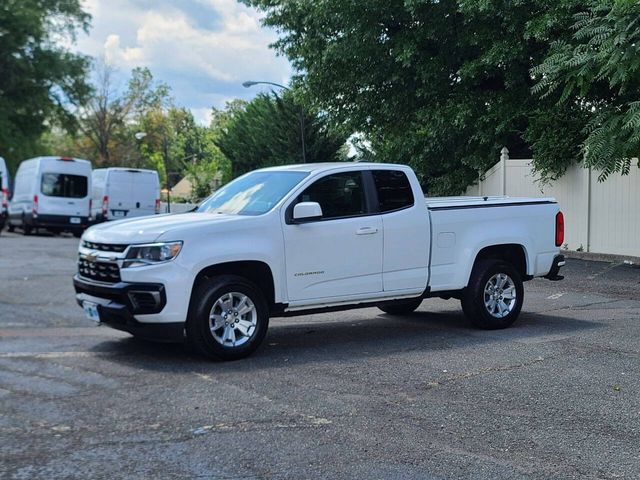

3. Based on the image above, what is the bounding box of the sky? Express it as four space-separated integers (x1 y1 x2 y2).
75 0 292 125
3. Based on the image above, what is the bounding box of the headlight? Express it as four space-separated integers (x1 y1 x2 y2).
122 241 183 268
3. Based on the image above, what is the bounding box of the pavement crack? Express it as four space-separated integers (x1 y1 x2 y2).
424 356 549 389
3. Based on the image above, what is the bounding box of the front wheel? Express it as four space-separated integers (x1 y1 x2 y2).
186 275 269 361
461 260 524 329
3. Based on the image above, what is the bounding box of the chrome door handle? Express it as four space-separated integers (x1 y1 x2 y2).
356 227 378 235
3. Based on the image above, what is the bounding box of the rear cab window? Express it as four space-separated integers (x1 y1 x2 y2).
372 170 414 212
41 173 88 198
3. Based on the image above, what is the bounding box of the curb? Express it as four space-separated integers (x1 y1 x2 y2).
563 250 640 265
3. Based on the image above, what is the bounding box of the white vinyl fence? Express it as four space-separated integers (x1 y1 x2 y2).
160 202 196 214
466 148 640 257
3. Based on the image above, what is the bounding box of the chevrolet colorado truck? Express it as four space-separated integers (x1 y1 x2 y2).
74 163 565 360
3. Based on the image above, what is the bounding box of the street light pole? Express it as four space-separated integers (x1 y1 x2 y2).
162 130 171 213
242 80 306 164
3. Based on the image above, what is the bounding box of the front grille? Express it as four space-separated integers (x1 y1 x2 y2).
82 241 128 253
78 258 121 283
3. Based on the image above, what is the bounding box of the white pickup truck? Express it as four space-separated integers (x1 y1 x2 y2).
74 163 565 360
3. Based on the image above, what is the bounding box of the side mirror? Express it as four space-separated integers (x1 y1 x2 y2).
292 202 323 223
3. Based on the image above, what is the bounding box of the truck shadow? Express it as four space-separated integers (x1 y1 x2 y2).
90 309 602 371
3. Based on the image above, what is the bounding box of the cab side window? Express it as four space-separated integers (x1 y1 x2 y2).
372 170 414 212
298 171 365 220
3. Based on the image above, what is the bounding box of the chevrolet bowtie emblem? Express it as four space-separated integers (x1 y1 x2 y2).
85 252 99 263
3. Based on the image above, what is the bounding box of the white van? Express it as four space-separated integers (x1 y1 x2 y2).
91 168 160 222
0 157 8 232
8 156 92 237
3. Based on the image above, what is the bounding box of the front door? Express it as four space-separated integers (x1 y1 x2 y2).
283 170 383 302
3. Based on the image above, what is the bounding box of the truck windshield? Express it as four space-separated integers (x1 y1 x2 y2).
196 171 309 215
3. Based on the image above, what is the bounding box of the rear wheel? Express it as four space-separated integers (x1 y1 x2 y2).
22 218 32 236
186 275 269 361
7 223 15 233
378 298 423 315
461 259 523 329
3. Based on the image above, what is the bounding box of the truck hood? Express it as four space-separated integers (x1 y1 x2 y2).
83 212 239 244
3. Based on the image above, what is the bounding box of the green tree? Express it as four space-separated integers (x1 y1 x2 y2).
216 92 347 178
245 0 583 194
0 0 91 172
533 0 640 179
78 64 171 166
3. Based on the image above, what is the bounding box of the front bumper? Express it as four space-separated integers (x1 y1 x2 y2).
544 254 566 281
73 275 184 342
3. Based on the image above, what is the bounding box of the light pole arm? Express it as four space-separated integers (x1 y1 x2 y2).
242 80 306 163
243 81 290 91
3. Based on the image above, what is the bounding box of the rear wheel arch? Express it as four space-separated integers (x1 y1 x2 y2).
470 243 528 280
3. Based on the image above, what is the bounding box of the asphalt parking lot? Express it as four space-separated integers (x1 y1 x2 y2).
1 232 639 479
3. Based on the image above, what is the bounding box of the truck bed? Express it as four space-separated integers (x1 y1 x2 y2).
425 195 556 210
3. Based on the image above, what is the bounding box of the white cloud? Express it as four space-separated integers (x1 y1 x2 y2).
75 0 292 122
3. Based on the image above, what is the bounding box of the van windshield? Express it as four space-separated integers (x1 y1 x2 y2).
197 171 308 215
41 173 88 198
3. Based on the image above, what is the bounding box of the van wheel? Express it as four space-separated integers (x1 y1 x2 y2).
461 260 523 329
186 275 269 361
378 298 423 315
21 214 32 235
73 230 82 238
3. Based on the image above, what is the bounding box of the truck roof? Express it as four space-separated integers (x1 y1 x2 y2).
258 162 406 173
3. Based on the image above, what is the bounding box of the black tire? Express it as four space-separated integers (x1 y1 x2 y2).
186 275 269 361
7 223 15 233
461 259 524 329
378 298 423 315
21 214 32 235
73 230 83 238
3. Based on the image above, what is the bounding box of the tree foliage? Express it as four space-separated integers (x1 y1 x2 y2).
0 0 91 171
533 0 640 179
216 92 348 178
245 0 587 193
78 63 171 166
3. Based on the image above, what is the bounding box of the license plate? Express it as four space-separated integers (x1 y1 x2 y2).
70 217 81 224
113 211 125 217
83 301 101 324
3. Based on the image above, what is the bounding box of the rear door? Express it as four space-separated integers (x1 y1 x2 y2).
106 170 134 219
39 171 89 218
131 171 159 217
282 170 383 302
108 170 158 218
371 169 430 292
